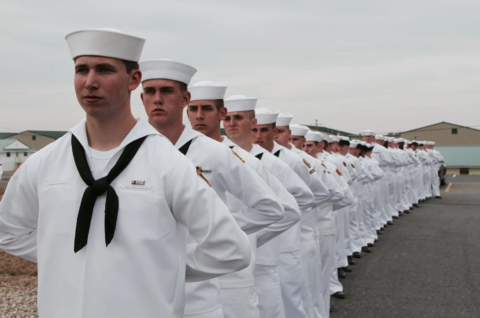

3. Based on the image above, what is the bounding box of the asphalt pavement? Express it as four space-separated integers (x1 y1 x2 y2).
331 177 480 318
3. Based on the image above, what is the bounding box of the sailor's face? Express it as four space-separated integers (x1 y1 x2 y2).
338 145 349 155
330 142 338 152
304 141 317 157
275 126 290 147
74 56 140 117
187 100 225 136
252 124 275 150
141 79 190 128
363 135 375 143
317 140 325 153
290 135 305 150
223 111 255 140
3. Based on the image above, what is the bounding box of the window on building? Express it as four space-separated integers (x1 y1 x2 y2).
16 152 18 157
6 152 10 157
452 128 458 134
24 152 28 157
460 168 469 175
32 135 36 140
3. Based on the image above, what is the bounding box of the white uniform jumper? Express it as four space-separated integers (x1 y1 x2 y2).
0 118 252 318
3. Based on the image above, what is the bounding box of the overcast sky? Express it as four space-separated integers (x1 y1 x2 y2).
1 0 479 135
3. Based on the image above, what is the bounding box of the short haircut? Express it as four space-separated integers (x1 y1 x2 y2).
73 57 139 74
313 141 318 146
215 99 224 111
245 110 255 120
339 140 350 147
121 59 139 74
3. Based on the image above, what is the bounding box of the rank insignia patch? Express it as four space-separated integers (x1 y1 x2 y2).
196 166 212 173
343 162 347 167
131 180 145 185
303 159 312 169
196 168 212 187
336 169 343 176
351 164 355 168
231 149 245 163
310 169 316 174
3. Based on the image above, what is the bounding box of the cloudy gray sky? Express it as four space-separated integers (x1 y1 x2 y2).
1 0 479 135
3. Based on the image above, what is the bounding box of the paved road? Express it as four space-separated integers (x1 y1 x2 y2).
330 181 480 318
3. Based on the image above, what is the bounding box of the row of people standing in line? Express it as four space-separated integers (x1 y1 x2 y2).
0 28 443 318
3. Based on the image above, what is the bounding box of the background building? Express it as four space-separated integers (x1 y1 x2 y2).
400 122 480 146
400 122 480 175
0 139 36 171
1 131 67 150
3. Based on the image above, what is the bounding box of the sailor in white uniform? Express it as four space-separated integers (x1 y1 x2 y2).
253 108 331 318
287 123 341 318
221 95 309 318
0 28 252 318
138 63 286 318
337 137 360 267
185 84 301 318
426 141 443 199
303 131 349 316
409 140 426 202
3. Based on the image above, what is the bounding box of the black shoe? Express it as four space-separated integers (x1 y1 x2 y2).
377 230 382 235
387 221 393 225
367 243 374 247
374 239 378 243
353 252 362 259
331 291 345 299
435 196 442 199
413 204 419 207
342 266 352 273
410 207 413 210
337 268 346 279
404 210 410 214
362 246 371 253
348 256 355 265
393 216 399 219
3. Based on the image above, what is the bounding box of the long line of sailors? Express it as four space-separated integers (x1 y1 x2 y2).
0 28 444 318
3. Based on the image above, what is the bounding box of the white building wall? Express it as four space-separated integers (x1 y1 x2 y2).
0 151 33 171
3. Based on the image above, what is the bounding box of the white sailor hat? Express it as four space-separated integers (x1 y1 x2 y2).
432 141 436 145
189 81 227 101
255 108 280 125
66 28 145 62
394 139 400 143
323 135 332 143
305 131 323 142
140 59 197 84
276 113 294 127
375 134 384 140
329 135 340 143
398 138 405 142
361 129 376 136
349 140 359 148
360 141 367 146
386 137 394 142
290 124 310 137
340 136 350 141
225 95 258 112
